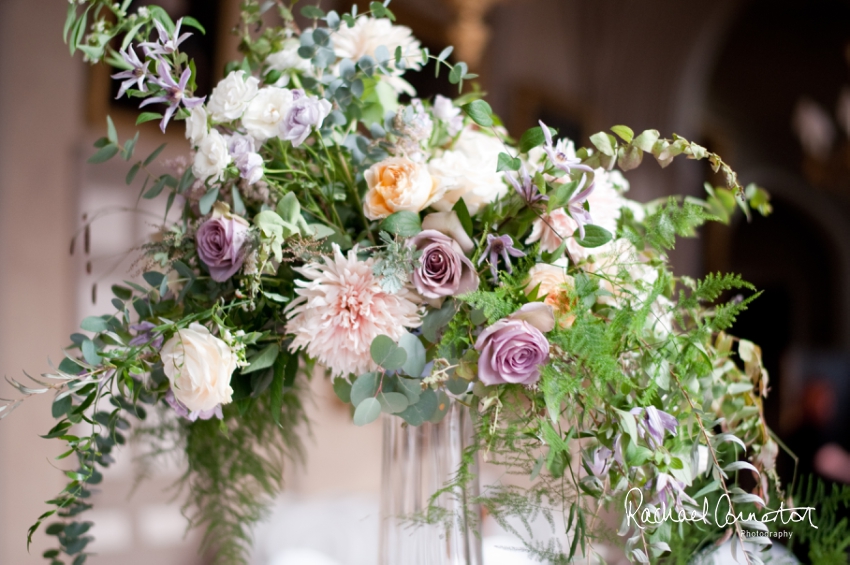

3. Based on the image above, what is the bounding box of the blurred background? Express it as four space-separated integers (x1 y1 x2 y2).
1 0 850 563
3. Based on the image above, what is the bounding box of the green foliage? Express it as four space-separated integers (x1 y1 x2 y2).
786 476 850 563
182 391 306 565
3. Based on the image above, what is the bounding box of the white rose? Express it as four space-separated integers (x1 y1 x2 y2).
160 322 236 412
207 70 259 123
242 87 294 141
193 129 231 182
185 105 208 146
266 40 311 75
428 128 507 215
363 156 443 220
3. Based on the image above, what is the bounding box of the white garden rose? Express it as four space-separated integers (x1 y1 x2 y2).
185 105 208 146
160 322 236 413
363 156 443 220
242 86 295 141
207 70 259 123
193 129 231 182
428 128 508 215
265 39 310 82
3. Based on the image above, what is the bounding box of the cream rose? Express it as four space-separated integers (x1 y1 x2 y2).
193 129 231 182
242 86 294 141
160 322 236 413
363 156 442 220
185 106 208 147
428 128 507 215
207 70 259 123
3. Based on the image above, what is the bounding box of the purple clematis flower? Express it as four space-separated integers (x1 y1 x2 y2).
111 46 150 99
506 164 548 206
140 18 192 58
586 445 613 478
140 61 205 132
654 472 697 511
539 120 593 175
129 321 163 350
566 174 595 240
631 405 678 450
478 234 526 279
165 388 223 422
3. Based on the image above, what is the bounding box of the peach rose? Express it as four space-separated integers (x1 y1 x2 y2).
525 263 576 326
363 157 442 220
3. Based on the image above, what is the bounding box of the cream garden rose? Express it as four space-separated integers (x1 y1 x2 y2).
207 70 259 123
428 128 507 215
160 322 237 413
363 156 443 220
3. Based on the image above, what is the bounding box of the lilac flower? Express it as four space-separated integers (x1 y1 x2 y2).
226 133 264 185
165 388 223 422
566 174 595 240
478 234 525 279
655 472 696 511
140 61 205 132
111 46 150 99
586 445 613 478
630 406 678 449
140 18 192 58
539 120 593 175
280 90 332 147
129 321 163 349
506 164 547 206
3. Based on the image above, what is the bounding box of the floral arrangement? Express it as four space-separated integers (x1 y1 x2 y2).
1 1 793 564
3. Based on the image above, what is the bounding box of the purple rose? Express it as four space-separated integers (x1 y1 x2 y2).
226 133 264 185
280 92 332 147
410 229 479 300
475 303 555 386
195 210 250 282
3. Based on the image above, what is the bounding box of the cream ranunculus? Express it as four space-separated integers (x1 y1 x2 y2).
363 156 443 220
160 322 236 413
193 129 231 182
242 86 294 141
207 70 260 123
428 128 507 215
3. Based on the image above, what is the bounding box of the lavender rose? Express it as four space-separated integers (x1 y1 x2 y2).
196 203 251 282
410 228 478 300
475 303 555 386
280 90 332 147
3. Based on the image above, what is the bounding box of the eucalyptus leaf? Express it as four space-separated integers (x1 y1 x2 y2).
379 211 421 236
573 225 613 248
350 372 379 406
353 397 381 426
398 388 437 426
398 333 426 377
377 391 408 413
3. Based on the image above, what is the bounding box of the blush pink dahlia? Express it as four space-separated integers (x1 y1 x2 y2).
285 244 421 377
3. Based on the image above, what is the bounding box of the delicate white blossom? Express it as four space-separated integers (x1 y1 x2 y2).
193 129 231 182
428 128 507 215
242 86 295 141
207 70 260 123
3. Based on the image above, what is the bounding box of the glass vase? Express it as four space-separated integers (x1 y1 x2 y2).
379 400 483 565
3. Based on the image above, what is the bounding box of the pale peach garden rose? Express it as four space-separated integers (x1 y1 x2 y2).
285 244 421 377
525 263 576 326
160 323 236 413
363 156 443 220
